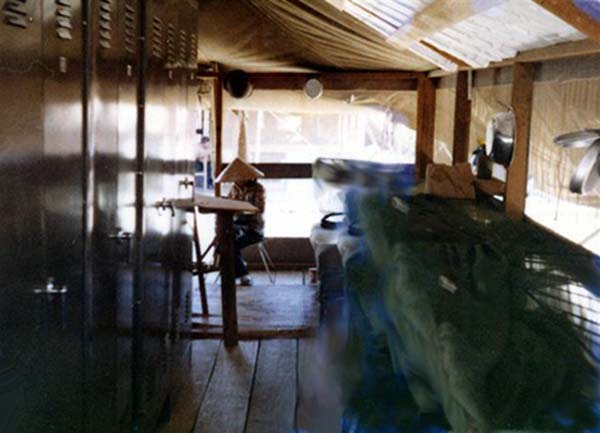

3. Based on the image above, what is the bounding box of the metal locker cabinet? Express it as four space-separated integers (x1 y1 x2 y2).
114 0 139 431
135 0 176 429
0 0 87 432
0 1 48 432
169 0 199 381
163 0 186 387
84 0 137 432
86 0 121 431
40 1 88 431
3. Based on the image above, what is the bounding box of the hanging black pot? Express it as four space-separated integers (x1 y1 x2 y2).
485 109 515 166
224 69 253 99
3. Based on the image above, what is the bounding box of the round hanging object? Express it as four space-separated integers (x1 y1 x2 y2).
569 139 600 195
304 78 323 100
485 110 515 166
224 70 253 99
554 129 600 148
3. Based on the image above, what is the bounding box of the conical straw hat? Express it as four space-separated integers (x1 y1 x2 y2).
215 158 265 183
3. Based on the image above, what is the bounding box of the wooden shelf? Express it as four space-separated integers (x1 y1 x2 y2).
474 178 506 196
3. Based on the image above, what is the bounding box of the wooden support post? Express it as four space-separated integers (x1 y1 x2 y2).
452 71 471 164
217 211 238 347
505 63 535 220
213 76 223 197
416 75 436 179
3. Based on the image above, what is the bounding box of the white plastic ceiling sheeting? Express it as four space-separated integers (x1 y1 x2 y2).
330 0 587 70
338 0 434 38
423 0 586 68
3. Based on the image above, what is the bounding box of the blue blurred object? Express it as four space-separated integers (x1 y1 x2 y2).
574 0 600 22
312 158 415 196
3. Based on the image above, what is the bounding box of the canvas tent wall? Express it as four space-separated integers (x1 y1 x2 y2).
430 57 600 254
195 0 600 254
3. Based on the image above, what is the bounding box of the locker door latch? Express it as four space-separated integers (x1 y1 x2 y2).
33 277 68 295
179 177 194 189
108 228 133 243
156 198 175 217
109 229 133 264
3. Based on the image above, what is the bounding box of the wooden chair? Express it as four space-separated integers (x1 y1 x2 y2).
257 241 276 284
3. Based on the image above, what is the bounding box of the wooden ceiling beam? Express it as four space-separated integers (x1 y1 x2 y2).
512 39 600 63
532 0 600 44
428 39 600 77
419 40 469 68
247 71 422 91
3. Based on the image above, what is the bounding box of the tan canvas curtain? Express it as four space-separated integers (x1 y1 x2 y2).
468 78 600 208
197 0 431 72
433 87 456 165
469 84 512 156
530 77 600 208
232 110 249 160
221 88 418 164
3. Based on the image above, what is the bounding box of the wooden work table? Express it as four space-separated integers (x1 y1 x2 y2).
173 195 258 347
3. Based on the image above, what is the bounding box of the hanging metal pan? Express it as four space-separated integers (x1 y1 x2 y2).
485 110 515 166
570 140 600 194
554 129 600 148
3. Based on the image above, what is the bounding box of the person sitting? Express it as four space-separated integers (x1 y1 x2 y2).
215 158 265 286
195 132 213 190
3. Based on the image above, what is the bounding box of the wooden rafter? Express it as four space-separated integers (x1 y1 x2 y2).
247 71 421 91
512 39 600 63
532 0 600 44
428 39 600 77
420 40 469 68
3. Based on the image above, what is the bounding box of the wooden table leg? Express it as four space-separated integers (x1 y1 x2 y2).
193 207 209 316
217 211 238 347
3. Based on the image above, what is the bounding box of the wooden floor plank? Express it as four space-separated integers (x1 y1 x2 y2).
296 337 343 433
158 340 221 433
193 341 259 433
245 339 297 433
192 283 319 339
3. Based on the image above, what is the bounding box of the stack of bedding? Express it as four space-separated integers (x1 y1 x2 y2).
342 193 600 433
